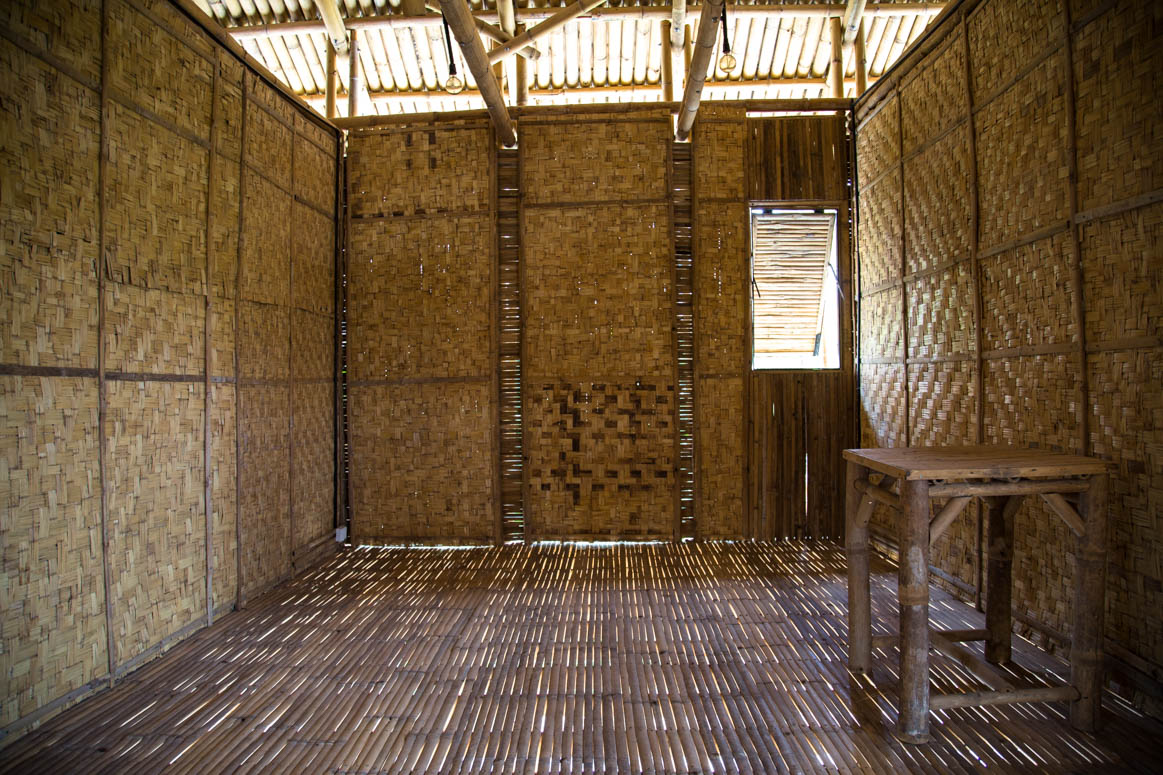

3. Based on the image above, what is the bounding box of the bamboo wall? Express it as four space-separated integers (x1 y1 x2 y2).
1 0 339 737
855 0 1163 707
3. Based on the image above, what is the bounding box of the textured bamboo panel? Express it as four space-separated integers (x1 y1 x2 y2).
350 382 495 542
103 100 207 295
696 376 744 539
245 71 295 127
856 170 902 289
106 0 213 142
858 287 903 361
523 205 672 378
1089 348 1163 668
856 97 899 186
0 40 99 368
209 297 234 378
975 53 1070 249
239 385 290 599
693 202 747 375
906 262 975 360
521 120 669 204
0 0 100 85
291 202 333 315
1081 204 1163 347
209 154 240 300
903 126 972 274
243 102 292 194
1010 495 1076 652
293 136 334 214
104 283 204 375
900 36 968 154
968 0 1063 102
240 170 291 307
745 116 848 203
693 116 746 201
291 309 332 381
216 47 243 88
238 302 288 380
293 383 333 549
347 214 492 381
980 232 1077 352
294 111 333 154
859 363 906 449
908 361 976 447
212 82 243 162
983 355 1080 453
348 126 491 217
210 384 236 612
526 380 676 540
1073 1 1163 211
0 377 106 728
105 380 205 664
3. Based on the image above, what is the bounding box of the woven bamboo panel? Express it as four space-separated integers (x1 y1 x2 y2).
523 205 672 378
1010 495 1077 650
0 377 105 728
239 385 290 598
693 202 747 375
0 40 99 368
903 126 972 274
243 102 292 194
1073 1 1163 211
291 203 333 315
292 309 332 380
293 383 333 549
975 54 1070 249
856 170 902 290
746 117 848 203
693 117 746 200
1089 348 1163 667
983 355 1080 452
238 301 288 380
246 71 295 128
350 382 495 542
856 97 899 187
104 283 204 375
213 82 243 162
858 363 906 449
697 103 747 121
209 154 239 300
293 136 334 214
967 0 1062 103
347 214 491 381
858 287 903 361
106 0 213 142
905 262 975 360
900 36 968 154
0 0 100 86
216 47 243 88
1080 203 1163 346
105 380 205 663
908 361 976 447
209 298 234 378
348 126 491 217
980 231 1077 352
294 111 333 154
104 100 208 295
521 120 669 204
929 498 978 599
525 380 676 540
696 376 744 539
239 169 291 307
210 383 236 611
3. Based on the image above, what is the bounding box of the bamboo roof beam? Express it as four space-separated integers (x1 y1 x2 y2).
675 0 724 141
841 0 868 46
854 20 868 94
670 0 687 48
424 3 541 60
829 16 844 98
485 0 607 65
437 0 517 146
313 0 349 54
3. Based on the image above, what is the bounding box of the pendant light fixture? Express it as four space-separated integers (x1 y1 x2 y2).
441 11 465 94
718 3 737 73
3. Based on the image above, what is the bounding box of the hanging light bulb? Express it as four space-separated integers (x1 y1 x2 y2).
718 3 737 72
441 12 465 94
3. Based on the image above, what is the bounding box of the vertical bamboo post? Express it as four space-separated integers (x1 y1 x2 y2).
348 28 361 118
829 17 844 99
898 477 932 743
984 495 1017 662
325 41 338 119
845 461 872 673
853 21 867 95
1071 473 1109 731
661 20 674 103
515 23 528 106
204 62 219 627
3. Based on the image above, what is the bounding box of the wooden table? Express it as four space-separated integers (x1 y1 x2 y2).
843 446 1111 743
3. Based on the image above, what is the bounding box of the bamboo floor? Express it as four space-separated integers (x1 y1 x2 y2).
3 541 1161 773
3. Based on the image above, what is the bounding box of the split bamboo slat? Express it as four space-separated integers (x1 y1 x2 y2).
3 543 1161 772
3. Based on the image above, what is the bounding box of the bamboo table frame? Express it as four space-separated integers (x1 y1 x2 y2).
842 446 1111 744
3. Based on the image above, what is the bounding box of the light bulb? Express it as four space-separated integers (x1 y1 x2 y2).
718 51 737 73
445 74 465 94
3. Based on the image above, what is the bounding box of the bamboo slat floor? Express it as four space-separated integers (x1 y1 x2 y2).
3 542 1161 773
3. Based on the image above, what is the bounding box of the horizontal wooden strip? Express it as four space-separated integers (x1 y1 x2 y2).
980 343 1078 360
349 375 492 387
106 371 205 383
903 253 972 284
350 207 490 223
978 221 1071 260
972 40 1062 116
901 113 970 166
237 376 332 386
0 25 100 92
1085 336 1163 353
0 364 100 378
522 198 671 210
1074 186 1163 226
241 163 335 220
107 88 212 151
905 353 976 365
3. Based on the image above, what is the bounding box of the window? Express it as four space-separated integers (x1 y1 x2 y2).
750 208 840 370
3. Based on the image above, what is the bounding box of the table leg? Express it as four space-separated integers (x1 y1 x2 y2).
1071 473 1109 732
985 495 1018 663
898 478 932 743
845 461 872 673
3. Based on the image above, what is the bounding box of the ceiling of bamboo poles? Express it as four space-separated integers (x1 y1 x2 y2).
193 0 942 117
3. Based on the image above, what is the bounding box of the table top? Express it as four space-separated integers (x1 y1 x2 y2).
842 445 1111 481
